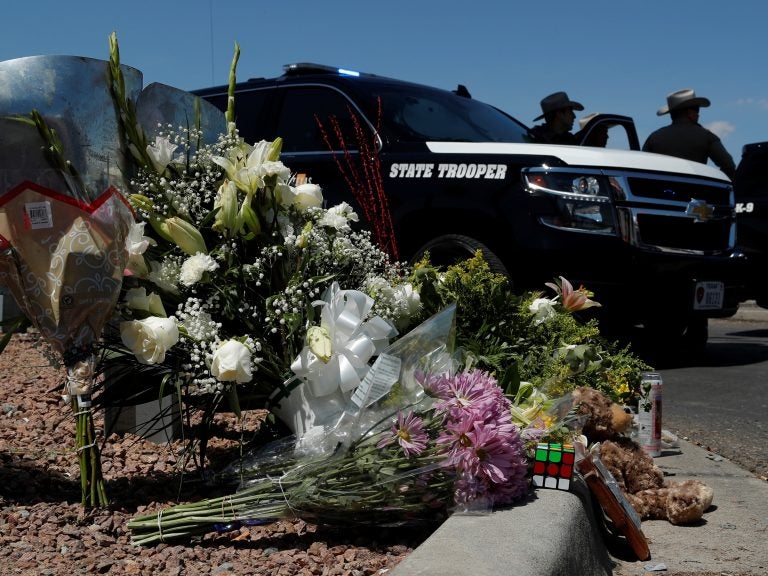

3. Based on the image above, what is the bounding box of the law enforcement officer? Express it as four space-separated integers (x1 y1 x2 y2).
642 89 736 179
576 112 609 148
529 91 584 145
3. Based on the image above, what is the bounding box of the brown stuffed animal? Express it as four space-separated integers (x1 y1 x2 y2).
571 386 714 525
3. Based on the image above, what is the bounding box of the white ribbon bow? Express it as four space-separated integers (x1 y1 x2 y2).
291 282 396 397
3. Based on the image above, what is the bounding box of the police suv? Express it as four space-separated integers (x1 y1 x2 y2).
195 63 745 348
733 141 768 308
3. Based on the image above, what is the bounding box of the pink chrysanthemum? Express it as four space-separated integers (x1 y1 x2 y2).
428 369 530 506
427 370 512 425
439 420 517 483
377 410 429 457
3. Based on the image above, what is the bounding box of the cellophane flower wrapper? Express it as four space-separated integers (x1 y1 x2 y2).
0 54 143 510
0 150 134 509
127 304 532 545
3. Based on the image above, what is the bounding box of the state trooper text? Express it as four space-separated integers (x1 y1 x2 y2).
389 163 507 179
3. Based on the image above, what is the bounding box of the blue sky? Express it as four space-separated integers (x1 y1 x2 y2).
1 1 765 165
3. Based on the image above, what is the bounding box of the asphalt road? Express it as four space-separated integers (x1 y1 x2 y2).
651 316 768 480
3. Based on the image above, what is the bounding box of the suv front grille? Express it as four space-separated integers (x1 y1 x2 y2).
627 176 727 205
619 173 734 254
636 213 733 251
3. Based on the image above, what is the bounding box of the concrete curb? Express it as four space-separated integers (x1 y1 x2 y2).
726 299 768 322
391 480 613 576
392 440 768 576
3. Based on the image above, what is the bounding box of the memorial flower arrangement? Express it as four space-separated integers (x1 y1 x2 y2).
0 34 653 523
99 38 420 464
127 307 530 545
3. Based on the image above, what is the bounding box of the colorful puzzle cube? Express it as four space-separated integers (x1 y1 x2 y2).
532 442 575 490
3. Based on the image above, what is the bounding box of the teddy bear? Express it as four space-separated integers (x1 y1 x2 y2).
570 386 714 525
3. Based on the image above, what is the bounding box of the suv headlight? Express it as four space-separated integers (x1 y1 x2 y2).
524 168 618 235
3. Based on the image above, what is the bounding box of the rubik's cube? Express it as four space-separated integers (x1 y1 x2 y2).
532 443 575 490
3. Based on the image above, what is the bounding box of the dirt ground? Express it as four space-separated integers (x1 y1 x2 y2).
0 332 430 575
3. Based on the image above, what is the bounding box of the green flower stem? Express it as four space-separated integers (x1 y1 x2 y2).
128 439 452 546
71 397 109 507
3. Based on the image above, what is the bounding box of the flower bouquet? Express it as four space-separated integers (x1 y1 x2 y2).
127 306 530 545
0 54 139 507
98 36 420 467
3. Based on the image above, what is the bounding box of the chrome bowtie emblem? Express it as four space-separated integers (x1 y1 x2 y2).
685 198 714 223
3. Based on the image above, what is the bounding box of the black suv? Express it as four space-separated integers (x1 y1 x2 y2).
734 141 768 307
195 63 745 347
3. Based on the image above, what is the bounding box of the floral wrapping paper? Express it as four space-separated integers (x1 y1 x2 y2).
0 180 133 360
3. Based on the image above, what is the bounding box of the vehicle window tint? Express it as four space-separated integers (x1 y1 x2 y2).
231 89 274 143
201 89 275 143
277 86 365 153
377 88 528 143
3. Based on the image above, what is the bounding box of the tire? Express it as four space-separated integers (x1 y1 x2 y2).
411 234 509 276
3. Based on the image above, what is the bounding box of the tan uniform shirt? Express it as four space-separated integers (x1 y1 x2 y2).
642 117 736 179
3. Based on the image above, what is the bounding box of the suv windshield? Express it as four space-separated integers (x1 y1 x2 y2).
374 85 530 143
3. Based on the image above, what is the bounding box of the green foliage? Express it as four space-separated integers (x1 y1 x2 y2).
412 251 650 404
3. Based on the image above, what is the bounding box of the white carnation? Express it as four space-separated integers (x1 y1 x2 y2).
180 253 219 287
529 297 557 324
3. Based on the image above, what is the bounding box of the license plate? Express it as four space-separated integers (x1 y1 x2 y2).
693 281 724 310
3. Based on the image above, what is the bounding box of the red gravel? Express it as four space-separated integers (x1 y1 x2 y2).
0 332 431 575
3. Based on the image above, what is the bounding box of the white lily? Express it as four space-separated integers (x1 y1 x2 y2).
146 136 179 173
213 139 290 195
212 180 242 236
124 287 167 317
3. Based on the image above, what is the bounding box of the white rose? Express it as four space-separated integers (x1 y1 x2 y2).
306 326 332 363
211 340 252 383
180 253 219 287
292 183 323 210
120 316 179 364
529 297 557 324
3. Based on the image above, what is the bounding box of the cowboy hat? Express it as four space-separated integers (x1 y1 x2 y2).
657 88 711 116
533 91 584 121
